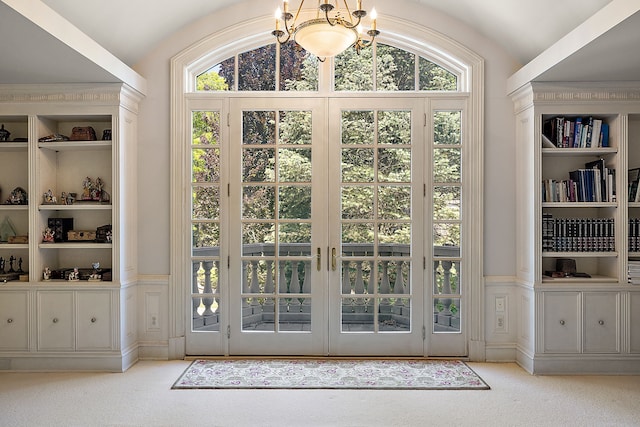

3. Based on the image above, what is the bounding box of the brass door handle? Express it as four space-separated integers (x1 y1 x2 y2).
331 247 337 271
316 248 321 271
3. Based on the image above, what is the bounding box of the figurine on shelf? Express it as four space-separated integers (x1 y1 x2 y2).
92 177 103 201
0 124 10 141
43 267 51 281
43 189 57 204
42 227 55 243
0 257 5 274
88 262 101 281
82 177 93 201
6 187 27 205
62 192 76 205
17 257 23 274
68 267 80 281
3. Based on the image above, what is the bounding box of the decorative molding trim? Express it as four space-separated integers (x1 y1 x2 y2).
0 84 143 113
511 82 640 111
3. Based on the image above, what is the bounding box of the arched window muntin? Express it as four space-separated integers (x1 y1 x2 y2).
183 17 472 95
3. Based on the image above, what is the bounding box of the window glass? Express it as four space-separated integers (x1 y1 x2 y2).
197 58 234 91
279 43 319 91
376 44 415 91
419 57 457 91
334 47 374 91
239 45 276 91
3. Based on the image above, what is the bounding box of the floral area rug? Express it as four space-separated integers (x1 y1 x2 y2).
172 359 489 390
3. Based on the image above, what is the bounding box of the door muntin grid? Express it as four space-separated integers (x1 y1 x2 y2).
241 110 314 332
339 109 413 333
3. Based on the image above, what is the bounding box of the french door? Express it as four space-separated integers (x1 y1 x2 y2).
186 96 465 356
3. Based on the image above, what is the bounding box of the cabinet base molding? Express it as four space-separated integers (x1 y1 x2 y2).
0 350 139 372
517 350 640 375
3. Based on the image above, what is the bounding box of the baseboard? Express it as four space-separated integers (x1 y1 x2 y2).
138 340 169 360
485 343 517 362
0 352 135 372
516 349 640 375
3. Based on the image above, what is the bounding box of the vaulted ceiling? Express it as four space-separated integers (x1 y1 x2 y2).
1 0 639 95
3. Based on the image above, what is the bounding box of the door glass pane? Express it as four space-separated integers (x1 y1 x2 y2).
340 109 413 333
241 110 313 332
191 111 222 332
432 110 462 334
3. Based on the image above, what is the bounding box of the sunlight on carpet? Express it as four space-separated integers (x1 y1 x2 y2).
172 359 490 390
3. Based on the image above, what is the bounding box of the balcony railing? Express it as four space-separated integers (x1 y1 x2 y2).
192 244 460 333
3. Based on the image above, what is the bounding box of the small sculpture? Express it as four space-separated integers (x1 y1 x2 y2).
5 187 27 205
43 267 51 281
43 189 57 204
0 257 5 274
0 124 10 141
42 227 55 243
89 262 101 281
68 267 80 281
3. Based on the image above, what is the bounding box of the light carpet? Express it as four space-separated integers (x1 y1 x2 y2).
172 359 490 390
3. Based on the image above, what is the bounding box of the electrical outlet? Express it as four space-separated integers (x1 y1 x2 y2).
495 314 506 333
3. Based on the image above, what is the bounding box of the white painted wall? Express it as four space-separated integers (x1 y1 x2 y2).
132 0 522 356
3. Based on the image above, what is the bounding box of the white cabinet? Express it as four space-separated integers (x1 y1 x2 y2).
542 292 580 353
0 291 29 351
0 84 142 371
512 82 640 374
76 291 113 350
629 292 640 353
37 290 74 351
583 292 619 353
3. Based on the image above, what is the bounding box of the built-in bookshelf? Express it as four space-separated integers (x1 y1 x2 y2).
511 82 640 374
540 113 619 284
0 84 142 371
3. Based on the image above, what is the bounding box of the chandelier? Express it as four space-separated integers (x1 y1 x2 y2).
272 0 380 59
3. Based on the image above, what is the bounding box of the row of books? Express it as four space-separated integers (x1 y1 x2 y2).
542 159 615 203
628 218 640 252
542 116 610 148
542 214 615 252
629 260 640 285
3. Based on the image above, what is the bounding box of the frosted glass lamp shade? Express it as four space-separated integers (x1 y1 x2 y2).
294 19 358 58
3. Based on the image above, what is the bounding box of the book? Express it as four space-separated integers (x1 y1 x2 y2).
630 168 640 202
600 123 610 147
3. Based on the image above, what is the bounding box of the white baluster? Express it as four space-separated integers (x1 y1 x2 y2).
202 260 215 315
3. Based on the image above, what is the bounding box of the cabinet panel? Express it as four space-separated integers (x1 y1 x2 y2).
583 292 619 353
0 291 29 350
76 291 112 350
37 291 74 350
542 292 580 353
630 292 640 353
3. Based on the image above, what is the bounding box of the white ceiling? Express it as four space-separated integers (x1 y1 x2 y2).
1 0 639 93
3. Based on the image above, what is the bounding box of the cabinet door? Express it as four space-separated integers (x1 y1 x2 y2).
542 292 580 353
0 291 29 351
76 291 113 350
37 291 74 351
631 292 640 353
583 292 619 353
